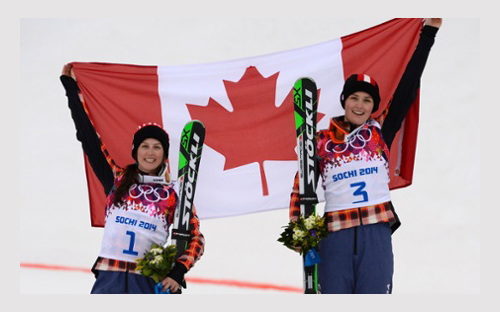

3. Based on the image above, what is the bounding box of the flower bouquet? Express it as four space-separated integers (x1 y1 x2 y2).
136 243 177 294
278 214 328 266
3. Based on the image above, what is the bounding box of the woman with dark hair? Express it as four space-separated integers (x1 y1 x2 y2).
61 65 204 294
289 18 442 294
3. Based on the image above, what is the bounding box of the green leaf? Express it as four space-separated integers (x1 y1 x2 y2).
152 274 160 284
141 268 152 276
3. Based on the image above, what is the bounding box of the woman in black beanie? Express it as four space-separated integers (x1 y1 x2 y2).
288 19 442 293
61 65 204 294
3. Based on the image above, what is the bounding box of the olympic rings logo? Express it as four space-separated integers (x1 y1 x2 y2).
325 127 373 154
128 184 171 203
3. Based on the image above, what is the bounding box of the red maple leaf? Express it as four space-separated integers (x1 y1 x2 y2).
186 66 324 196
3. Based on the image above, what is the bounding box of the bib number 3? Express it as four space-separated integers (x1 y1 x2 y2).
350 181 368 204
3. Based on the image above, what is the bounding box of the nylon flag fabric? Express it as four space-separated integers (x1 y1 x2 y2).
71 18 423 227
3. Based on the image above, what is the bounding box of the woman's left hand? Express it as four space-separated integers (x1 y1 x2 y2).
62 63 76 80
161 276 180 293
424 18 442 29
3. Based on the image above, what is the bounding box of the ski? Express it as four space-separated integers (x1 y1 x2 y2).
171 120 205 286
293 77 319 294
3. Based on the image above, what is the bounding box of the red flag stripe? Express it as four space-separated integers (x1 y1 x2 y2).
341 18 423 190
72 62 163 227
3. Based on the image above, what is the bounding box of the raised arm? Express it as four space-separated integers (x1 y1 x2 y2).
61 64 116 195
381 19 441 149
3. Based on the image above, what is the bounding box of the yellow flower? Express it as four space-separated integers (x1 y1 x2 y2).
304 215 316 229
293 228 306 241
151 255 163 265
151 247 163 255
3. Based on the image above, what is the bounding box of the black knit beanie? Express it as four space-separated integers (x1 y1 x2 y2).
132 123 170 161
340 74 381 113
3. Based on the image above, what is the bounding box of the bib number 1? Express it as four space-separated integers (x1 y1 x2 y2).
350 182 368 204
123 231 139 256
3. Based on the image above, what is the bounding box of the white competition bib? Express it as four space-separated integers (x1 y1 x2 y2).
321 121 391 212
99 206 170 262
323 157 391 211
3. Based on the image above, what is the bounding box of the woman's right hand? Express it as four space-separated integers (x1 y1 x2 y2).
292 246 302 253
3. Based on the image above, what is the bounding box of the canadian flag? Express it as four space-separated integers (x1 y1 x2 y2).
71 18 423 227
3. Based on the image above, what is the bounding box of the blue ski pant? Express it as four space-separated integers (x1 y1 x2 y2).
318 222 394 294
91 271 156 294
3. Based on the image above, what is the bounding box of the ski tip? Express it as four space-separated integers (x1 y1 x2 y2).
294 77 316 83
186 120 206 128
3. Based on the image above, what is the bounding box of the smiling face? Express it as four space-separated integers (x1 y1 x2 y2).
136 138 165 174
343 91 374 127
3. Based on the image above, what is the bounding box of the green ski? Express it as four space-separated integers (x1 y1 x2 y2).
293 77 319 294
171 120 205 289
